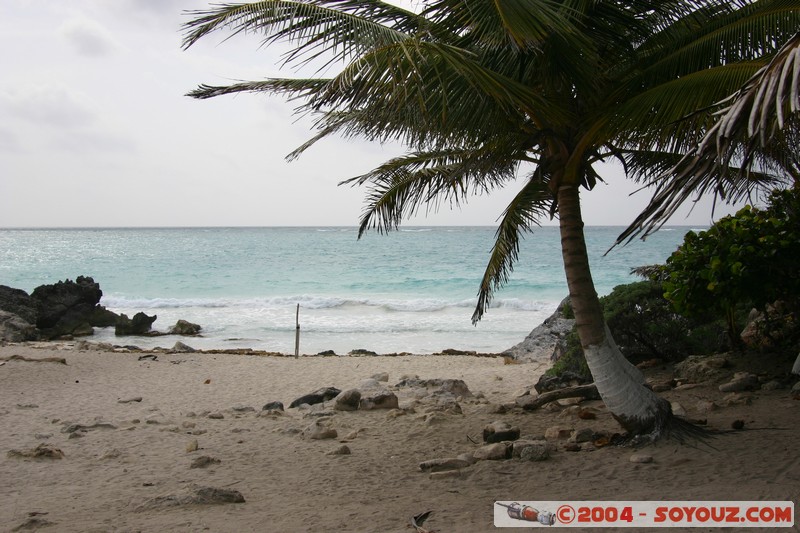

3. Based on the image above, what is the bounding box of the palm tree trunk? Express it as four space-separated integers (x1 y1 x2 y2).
557 184 672 436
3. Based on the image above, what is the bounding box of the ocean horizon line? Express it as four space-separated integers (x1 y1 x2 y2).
0 223 707 231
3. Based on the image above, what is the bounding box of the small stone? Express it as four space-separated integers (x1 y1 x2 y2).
185 439 199 453
182 421 196 429
569 427 594 443
556 397 582 407
670 402 687 417
334 389 361 411
695 400 718 413
303 421 338 440
7 443 65 460
289 387 342 408
563 443 581 452
359 391 399 410
171 341 196 353
544 426 573 439
731 419 745 430
472 442 512 461
117 397 143 404
482 421 521 443
760 380 782 391
514 395 539 409
722 392 753 406
207 412 224 420
261 401 284 412
371 372 389 382
190 455 221 468
231 405 255 413
326 445 351 456
518 443 551 461
719 373 759 392
629 453 653 464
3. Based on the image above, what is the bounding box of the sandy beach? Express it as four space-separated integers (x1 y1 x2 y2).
1 342 797 532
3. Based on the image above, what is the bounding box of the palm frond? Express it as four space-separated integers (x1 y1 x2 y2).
186 78 328 99
615 31 800 245
344 147 521 237
472 176 552 323
182 1 417 71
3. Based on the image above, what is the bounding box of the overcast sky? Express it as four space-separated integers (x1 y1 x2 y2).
0 1 748 228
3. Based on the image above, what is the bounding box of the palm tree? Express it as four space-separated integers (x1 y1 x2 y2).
183 0 800 438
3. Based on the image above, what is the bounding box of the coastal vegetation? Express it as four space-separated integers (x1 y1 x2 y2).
183 1 799 438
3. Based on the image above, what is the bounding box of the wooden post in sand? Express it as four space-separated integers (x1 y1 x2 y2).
294 304 300 358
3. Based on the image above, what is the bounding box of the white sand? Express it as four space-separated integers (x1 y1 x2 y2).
1 343 798 532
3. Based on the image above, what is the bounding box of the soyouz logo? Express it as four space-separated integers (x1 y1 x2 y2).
493 501 794 528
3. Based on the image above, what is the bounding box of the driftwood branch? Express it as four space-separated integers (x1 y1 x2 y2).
521 384 599 411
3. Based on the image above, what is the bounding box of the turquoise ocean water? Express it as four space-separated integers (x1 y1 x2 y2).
0 226 697 354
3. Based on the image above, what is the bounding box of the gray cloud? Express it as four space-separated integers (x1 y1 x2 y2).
59 17 120 57
1 85 97 128
0 128 21 153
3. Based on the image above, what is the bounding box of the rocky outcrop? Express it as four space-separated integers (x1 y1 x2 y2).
0 310 38 342
0 285 38 324
289 387 342 408
503 297 575 362
169 319 202 336
115 312 158 336
29 276 121 339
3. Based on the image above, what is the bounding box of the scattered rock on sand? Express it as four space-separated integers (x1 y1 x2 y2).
629 453 654 464
359 391 399 410
262 401 284 412
334 389 361 411
289 387 342 408
395 378 472 398
118 396 142 404
61 422 117 434
670 402 687 417
569 428 594 443
8 443 65 460
371 372 389 382
544 426 573 439
186 439 199 453
135 486 245 511
171 341 196 353
695 400 718 413
190 455 221 469
472 442 512 461
719 372 760 392
516 442 551 462
674 354 731 383
419 458 472 472
11 516 56 531
482 421 520 443
302 421 337 440
326 445 351 456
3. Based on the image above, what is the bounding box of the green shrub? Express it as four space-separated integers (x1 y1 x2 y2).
600 281 725 362
662 188 800 345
